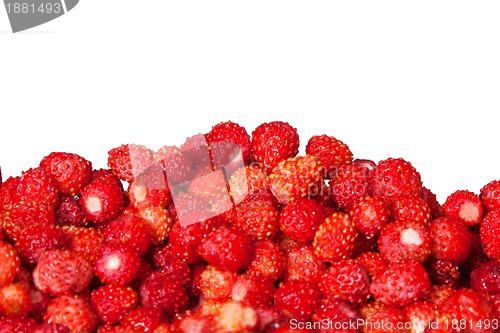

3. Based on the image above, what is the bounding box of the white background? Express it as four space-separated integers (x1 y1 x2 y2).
1 1 499 203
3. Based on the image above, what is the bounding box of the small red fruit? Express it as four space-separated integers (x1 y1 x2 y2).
430 216 472 264
349 195 389 238
274 280 321 321
279 197 328 243
313 212 358 262
0 240 20 287
305 134 353 177
207 120 252 165
44 294 98 333
93 242 141 285
480 180 500 212
479 209 500 260
470 260 500 294
107 144 154 183
90 284 138 325
79 176 125 224
443 190 483 226
139 271 190 316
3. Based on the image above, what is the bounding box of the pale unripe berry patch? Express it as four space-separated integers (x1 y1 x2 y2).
400 228 423 246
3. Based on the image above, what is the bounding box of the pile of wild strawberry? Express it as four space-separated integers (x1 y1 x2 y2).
0 121 499 333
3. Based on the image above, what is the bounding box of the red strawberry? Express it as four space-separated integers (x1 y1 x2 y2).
283 244 322 284
62 226 104 262
227 164 269 206
378 219 432 263
213 299 258 333
370 259 431 308
39 152 93 196
479 209 500 260
426 259 461 288
103 214 152 256
420 186 444 219
430 217 472 263
119 306 163 333
32 249 93 296
231 272 275 308
13 167 59 208
428 284 455 308
207 120 252 165
355 251 388 279
349 195 389 239
199 265 237 300
0 282 31 316
0 316 37 333
90 284 138 325
139 271 189 316
404 301 437 333
199 225 255 272
134 204 173 245
0 240 20 287
480 180 500 212
44 294 98 333
234 199 280 240
312 299 362 333
252 121 300 172
107 144 154 183
55 196 89 227
2 201 56 242
279 197 328 243
151 245 191 283
370 157 422 204
439 288 495 333
246 239 285 281
305 134 353 178
470 260 500 294
169 190 214 227
93 242 141 285
274 280 321 321
443 190 483 226
29 287 52 323
319 259 371 306
360 301 409 333
79 176 125 225
391 194 432 227
329 163 373 212
127 164 171 210
154 145 195 186
313 212 358 262
33 323 71 333
15 224 66 266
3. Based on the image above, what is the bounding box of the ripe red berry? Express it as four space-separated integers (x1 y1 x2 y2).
355 251 387 279
231 272 276 308
479 209 500 260
329 163 373 212
274 280 321 321
443 190 483 226
252 121 300 172
139 271 190 316
279 197 328 243
44 294 98 333
0 240 20 287
390 194 431 227
199 264 237 301
127 163 171 210
151 245 191 283
470 260 500 294
13 167 59 208
93 242 141 285
0 282 31 316
227 164 269 206
107 144 154 183
246 239 285 281
207 120 252 165
313 212 358 262
305 134 353 177
103 214 152 256
430 216 472 264
360 301 409 333
283 244 322 284
62 225 104 262
79 176 125 224
55 196 88 227
349 195 389 238
90 284 138 325
39 152 93 196
480 180 500 212
16 224 66 266
234 199 280 240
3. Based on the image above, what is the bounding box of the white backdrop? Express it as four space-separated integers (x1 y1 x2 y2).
1 1 500 203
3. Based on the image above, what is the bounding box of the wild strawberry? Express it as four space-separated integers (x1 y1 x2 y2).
119 306 163 333
461 230 488 277
370 259 431 308
169 190 214 226
428 284 455 308
319 259 371 306
227 164 269 205
90 284 138 325
439 288 495 333
93 242 140 285
430 217 472 263
199 265 237 300
252 121 300 172
279 197 328 243
0 240 20 287
0 175 18 214
443 190 483 226
152 245 191 283
480 180 500 212
378 219 432 263
313 212 358 262
213 299 258 333
62 226 104 262
154 145 195 186
391 194 432 227
139 271 190 316
360 301 409 333
199 225 255 272
305 134 353 177
420 186 444 219
15 224 66 266
283 244 322 283
103 214 152 256
207 120 252 165
329 163 373 212
134 204 172 244
39 152 93 196
108 144 154 183
0 282 31 316
479 209 500 260
351 231 378 257
13 167 59 208
2 201 56 242
33 323 71 333
426 259 461 288
79 175 125 225
231 273 275 308
274 280 321 321
55 196 89 227
127 164 171 209
0 316 37 333
312 299 362 333
349 195 389 238
370 157 422 204
32 249 93 296
355 251 388 279
246 239 285 281
29 287 52 323
404 301 437 333
44 294 98 333
470 260 500 294
233 199 280 240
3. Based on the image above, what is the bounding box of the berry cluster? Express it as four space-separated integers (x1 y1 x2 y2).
0 120 499 333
